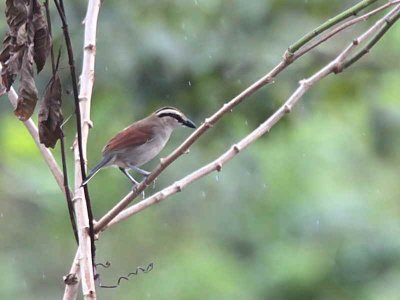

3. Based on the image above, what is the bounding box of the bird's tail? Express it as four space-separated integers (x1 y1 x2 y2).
81 155 113 186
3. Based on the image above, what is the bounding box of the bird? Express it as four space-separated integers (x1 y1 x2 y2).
81 106 196 186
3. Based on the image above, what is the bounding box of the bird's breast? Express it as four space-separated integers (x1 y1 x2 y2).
113 133 170 168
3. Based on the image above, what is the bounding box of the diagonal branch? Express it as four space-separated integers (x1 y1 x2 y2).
105 4 400 229
93 61 287 233
343 4 400 68
293 0 400 60
288 0 379 53
93 0 397 233
64 2 399 297
5 84 66 193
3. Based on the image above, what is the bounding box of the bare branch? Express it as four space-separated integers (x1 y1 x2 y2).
63 251 81 300
62 0 101 299
65 2 400 295
293 0 400 60
288 0 379 53
343 4 400 68
93 57 287 233
93 0 399 233
106 4 400 229
4 83 65 193
53 0 96 270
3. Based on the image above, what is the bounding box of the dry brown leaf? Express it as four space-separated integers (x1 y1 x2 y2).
32 0 51 73
5 0 29 33
38 72 63 148
14 44 38 121
1 0 30 89
1 0 50 120
0 33 12 63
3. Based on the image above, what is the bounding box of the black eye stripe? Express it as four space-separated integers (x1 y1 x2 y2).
158 112 185 124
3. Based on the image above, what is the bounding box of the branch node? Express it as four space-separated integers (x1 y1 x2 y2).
84 44 96 51
264 75 274 83
72 196 82 203
283 104 292 113
232 144 240 153
204 118 213 128
283 50 294 63
174 182 182 192
71 139 77 150
333 62 344 74
84 119 94 128
156 192 165 203
84 226 91 235
299 79 310 88
159 157 166 166
215 162 222 172
63 273 79 285
75 157 87 165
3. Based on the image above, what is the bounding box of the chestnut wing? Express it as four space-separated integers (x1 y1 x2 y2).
102 120 156 155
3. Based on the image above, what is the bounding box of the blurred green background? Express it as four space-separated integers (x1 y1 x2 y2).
1 0 400 299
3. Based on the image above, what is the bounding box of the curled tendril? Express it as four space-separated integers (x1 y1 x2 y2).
96 262 154 289
95 261 111 269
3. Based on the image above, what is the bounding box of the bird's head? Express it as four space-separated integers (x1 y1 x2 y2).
154 106 196 130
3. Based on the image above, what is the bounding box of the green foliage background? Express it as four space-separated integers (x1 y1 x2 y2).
0 1 399 299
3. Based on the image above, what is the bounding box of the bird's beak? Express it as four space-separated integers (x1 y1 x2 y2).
183 118 196 128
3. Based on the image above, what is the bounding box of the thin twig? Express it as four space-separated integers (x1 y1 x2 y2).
288 0 378 54
343 5 400 68
106 4 400 229
52 0 95 258
44 0 78 244
293 0 400 60
44 0 55 73
60 136 79 244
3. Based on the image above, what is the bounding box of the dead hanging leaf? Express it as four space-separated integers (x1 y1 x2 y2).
0 33 12 63
14 44 38 121
5 0 29 33
1 43 25 90
38 72 63 148
32 0 51 73
0 0 50 120
0 0 30 89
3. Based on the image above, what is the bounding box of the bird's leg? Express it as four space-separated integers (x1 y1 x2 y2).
130 166 151 177
129 165 157 190
119 167 145 198
119 167 139 185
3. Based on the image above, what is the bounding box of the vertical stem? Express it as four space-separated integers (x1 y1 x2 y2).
62 0 101 298
53 0 97 298
45 0 78 244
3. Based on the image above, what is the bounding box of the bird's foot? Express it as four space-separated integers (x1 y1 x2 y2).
132 184 146 199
